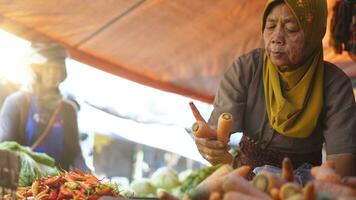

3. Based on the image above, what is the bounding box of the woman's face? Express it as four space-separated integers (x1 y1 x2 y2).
263 3 305 69
38 63 65 89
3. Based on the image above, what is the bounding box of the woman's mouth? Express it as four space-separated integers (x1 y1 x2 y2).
271 51 285 57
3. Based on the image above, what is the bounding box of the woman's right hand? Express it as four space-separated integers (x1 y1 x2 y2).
194 136 233 165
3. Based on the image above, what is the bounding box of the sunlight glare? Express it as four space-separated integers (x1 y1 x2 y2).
0 29 32 84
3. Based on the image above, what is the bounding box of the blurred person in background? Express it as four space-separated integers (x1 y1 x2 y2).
0 42 89 172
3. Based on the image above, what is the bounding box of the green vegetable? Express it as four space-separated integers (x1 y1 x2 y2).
130 178 156 197
150 167 180 191
178 169 193 183
0 141 58 186
0 141 55 166
180 164 222 194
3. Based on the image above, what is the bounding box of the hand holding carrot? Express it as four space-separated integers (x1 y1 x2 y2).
194 137 232 165
189 102 233 165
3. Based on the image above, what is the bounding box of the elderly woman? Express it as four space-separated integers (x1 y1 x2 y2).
195 0 356 177
0 42 88 172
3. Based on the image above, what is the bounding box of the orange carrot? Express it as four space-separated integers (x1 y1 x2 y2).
189 101 206 122
192 120 216 139
302 182 315 200
224 191 270 200
184 177 224 200
310 163 341 184
282 158 294 182
209 192 222 200
284 194 304 200
222 173 271 199
158 191 180 200
313 180 356 197
270 188 280 200
198 164 233 187
252 171 286 193
342 177 356 189
279 183 302 200
230 165 252 179
185 165 233 200
217 113 233 144
321 160 336 169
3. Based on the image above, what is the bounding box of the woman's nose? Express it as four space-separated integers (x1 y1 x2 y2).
271 27 285 45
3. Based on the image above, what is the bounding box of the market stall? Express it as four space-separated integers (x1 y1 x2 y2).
0 0 355 199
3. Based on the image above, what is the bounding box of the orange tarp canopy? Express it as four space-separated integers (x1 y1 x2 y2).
0 0 354 103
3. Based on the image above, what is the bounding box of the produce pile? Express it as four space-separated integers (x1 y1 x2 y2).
16 169 123 200
157 158 356 200
129 165 222 198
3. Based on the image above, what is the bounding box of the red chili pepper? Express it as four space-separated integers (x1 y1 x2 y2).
73 190 87 199
48 189 58 200
86 177 100 185
23 190 33 197
56 192 64 200
69 171 86 181
60 185 73 197
43 176 61 186
88 194 100 200
73 168 85 176
63 173 75 182
78 181 91 191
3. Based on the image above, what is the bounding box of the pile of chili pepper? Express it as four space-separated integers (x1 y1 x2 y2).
16 169 124 200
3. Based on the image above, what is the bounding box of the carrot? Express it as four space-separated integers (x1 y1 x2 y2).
279 183 302 200
321 160 336 169
199 164 233 184
230 165 252 179
342 177 356 189
209 192 222 200
313 180 356 197
184 165 233 200
217 113 233 144
224 191 271 200
222 173 271 199
310 163 341 184
184 184 218 200
157 191 180 200
270 188 280 200
189 101 206 122
192 120 216 139
252 171 286 193
302 182 315 200
282 158 294 182
284 194 304 200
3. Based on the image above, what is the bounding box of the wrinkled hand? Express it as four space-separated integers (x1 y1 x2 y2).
194 136 233 165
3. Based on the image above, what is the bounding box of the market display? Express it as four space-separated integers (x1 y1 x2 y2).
16 169 123 200
155 158 356 200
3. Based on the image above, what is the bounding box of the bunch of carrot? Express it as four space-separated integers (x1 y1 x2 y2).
16 169 123 200
158 158 356 200
189 102 233 164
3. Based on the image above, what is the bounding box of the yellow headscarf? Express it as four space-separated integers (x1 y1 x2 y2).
262 0 327 138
